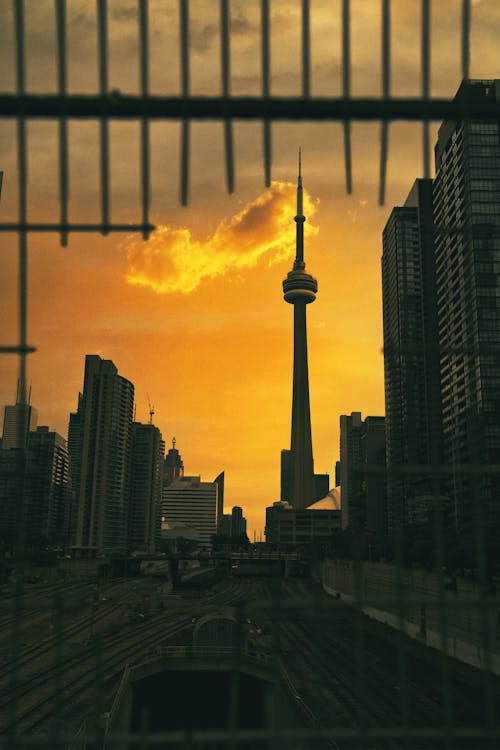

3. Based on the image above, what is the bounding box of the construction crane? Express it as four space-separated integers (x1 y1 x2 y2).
146 393 155 425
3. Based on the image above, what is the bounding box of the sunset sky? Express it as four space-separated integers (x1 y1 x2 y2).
0 1 499 537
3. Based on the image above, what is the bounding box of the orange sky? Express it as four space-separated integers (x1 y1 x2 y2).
0 0 499 537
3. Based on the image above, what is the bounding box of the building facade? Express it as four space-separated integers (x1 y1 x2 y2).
433 79 500 531
382 179 442 529
128 422 164 553
339 412 386 537
69 355 134 556
162 475 218 549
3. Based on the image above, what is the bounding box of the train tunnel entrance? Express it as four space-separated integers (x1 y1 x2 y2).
132 669 266 733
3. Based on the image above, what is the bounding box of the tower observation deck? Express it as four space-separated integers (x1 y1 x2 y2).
282 152 317 510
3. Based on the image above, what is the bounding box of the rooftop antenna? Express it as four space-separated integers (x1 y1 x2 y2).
172 436 176 450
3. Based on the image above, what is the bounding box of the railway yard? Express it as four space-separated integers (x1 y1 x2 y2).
0 567 499 749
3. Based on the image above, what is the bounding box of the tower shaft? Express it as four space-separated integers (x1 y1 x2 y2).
290 300 316 509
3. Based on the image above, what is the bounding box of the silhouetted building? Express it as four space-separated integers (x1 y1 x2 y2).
214 471 225 529
162 475 218 549
69 355 134 556
2 387 38 450
280 449 292 502
382 179 442 529
218 513 232 536
339 412 386 536
128 422 164 553
231 506 247 537
282 154 318 510
433 79 500 530
0 426 70 548
265 493 341 548
163 437 184 487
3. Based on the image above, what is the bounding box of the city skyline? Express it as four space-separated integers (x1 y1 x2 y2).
1 2 499 538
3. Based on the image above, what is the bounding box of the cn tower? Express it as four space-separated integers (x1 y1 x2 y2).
282 151 317 510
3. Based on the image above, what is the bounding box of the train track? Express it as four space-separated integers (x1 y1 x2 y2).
0 573 263 745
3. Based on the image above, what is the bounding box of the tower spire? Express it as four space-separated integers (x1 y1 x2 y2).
295 148 305 267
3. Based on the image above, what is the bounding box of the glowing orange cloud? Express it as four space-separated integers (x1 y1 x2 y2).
122 182 318 294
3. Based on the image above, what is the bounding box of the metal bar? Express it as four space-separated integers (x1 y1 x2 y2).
97 0 110 231
2 94 499 120
379 0 391 205
461 0 471 80
221 0 234 193
302 0 310 98
179 0 190 205
139 0 150 239
0 222 155 233
342 0 352 193
261 0 271 186
0 346 36 354
421 0 431 178
55 0 69 246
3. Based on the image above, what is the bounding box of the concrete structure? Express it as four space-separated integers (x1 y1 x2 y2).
128 422 164 553
433 79 500 531
162 475 218 549
382 179 443 529
339 413 386 536
282 153 318 510
281 448 330 505
265 492 341 548
68 355 134 556
321 557 500 675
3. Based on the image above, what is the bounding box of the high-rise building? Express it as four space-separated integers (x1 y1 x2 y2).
25 427 71 546
433 79 500 531
282 153 318 510
382 179 442 528
68 355 134 556
382 79 500 533
0 425 70 549
2 388 38 450
163 437 184 487
128 422 164 553
339 412 386 536
162 475 218 549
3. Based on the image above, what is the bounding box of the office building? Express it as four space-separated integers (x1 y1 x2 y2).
128 422 164 553
339 412 386 536
282 154 318 510
382 179 443 529
433 79 500 530
0 425 70 549
382 79 500 532
69 355 134 556
2 390 38 451
162 475 218 549
265 492 341 548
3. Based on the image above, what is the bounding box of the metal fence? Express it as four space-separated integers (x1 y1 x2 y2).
1 1 500 749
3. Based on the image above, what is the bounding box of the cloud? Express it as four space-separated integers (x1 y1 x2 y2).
122 182 318 294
